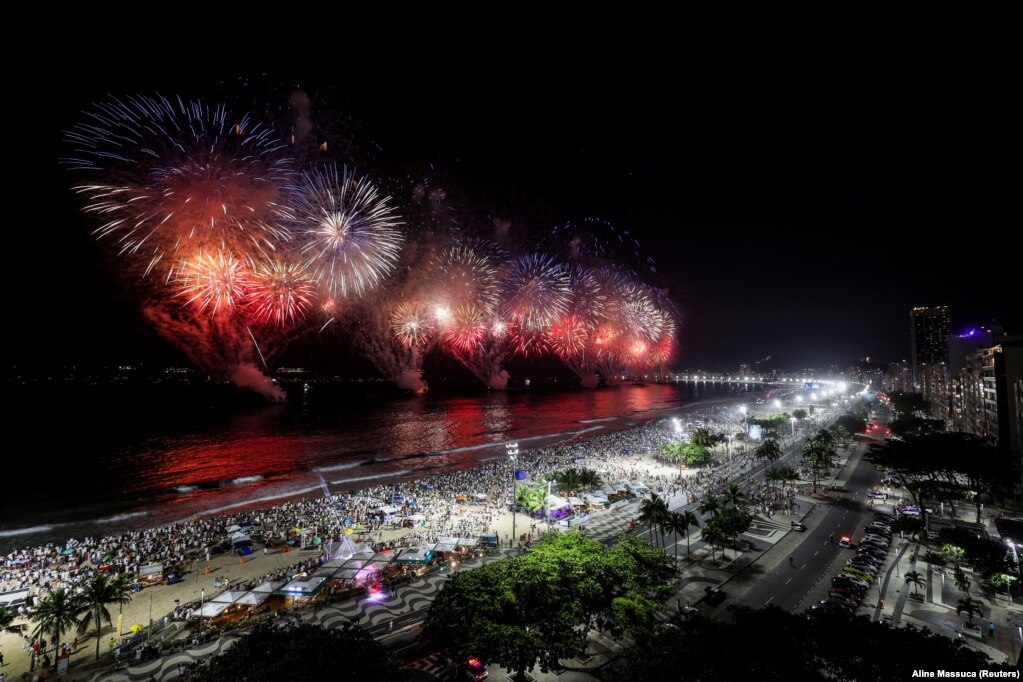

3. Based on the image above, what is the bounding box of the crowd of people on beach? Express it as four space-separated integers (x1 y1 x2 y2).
1 403 765 620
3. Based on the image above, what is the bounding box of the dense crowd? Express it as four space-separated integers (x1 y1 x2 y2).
1 403 762 611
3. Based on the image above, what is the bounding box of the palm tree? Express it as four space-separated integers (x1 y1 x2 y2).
516 486 545 516
76 573 134 661
724 483 745 509
578 468 603 489
755 438 783 466
677 510 700 559
801 437 831 491
553 469 583 496
691 429 715 448
31 588 83 669
638 494 670 548
700 520 726 562
664 512 687 560
699 493 721 519
904 570 926 598
956 596 985 627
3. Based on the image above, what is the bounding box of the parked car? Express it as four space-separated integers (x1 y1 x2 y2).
833 575 870 590
704 586 727 605
790 522 807 532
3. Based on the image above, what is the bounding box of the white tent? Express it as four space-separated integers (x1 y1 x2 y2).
377 505 399 515
327 534 363 561
197 601 231 618
211 588 246 604
546 494 572 510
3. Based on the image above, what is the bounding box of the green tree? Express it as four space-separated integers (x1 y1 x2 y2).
956 596 985 627
699 493 721 519
754 438 783 465
422 532 674 680
690 428 716 448
552 468 583 496
516 485 545 515
189 621 402 682
801 436 832 491
672 510 700 559
793 408 807 421
578 468 603 489
680 443 711 467
31 588 83 669
904 570 926 597
639 494 670 548
76 573 133 661
700 519 727 562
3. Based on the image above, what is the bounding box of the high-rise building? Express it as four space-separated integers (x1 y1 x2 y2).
910 306 951 389
958 340 1023 488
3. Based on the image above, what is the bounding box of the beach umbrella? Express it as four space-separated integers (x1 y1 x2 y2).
129 624 145 634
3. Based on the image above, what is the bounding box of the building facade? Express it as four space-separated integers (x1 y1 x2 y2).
910 306 951 389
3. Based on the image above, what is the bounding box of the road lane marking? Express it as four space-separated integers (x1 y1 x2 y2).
814 550 819 556
765 596 774 605
785 578 792 585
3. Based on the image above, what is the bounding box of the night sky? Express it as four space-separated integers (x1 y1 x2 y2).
13 53 1016 374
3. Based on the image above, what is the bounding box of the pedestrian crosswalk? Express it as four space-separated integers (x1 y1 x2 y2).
404 652 454 679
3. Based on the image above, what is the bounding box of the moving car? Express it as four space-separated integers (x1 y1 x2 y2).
463 656 489 681
790 522 807 532
867 491 888 499
837 535 853 548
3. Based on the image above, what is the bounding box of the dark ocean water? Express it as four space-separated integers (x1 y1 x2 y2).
1 381 756 552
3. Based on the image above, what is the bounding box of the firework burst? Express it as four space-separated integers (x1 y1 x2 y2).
390 300 434 348
248 259 316 326
64 94 295 277
502 253 571 332
295 165 403 299
433 241 502 314
176 250 252 315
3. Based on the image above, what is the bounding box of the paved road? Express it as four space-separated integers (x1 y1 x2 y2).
740 441 877 611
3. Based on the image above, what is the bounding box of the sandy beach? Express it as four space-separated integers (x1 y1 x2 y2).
0 393 757 678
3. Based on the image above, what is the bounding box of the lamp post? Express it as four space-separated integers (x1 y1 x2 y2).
546 480 553 533
199 587 205 636
740 405 749 436
726 435 733 468
507 442 519 547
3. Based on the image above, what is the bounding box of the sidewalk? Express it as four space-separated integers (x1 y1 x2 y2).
874 538 1022 666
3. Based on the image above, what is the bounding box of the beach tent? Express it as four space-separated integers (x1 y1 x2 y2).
211 588 247 604
545 494 572 510
472 493 488 501
197 601 232 618
376 505 399 515
394 546 434 564
275 576 328 599
230 533 253 549
225 524 242 535
456 537 478 548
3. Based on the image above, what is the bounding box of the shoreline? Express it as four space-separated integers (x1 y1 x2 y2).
0 392 759 678
0 392 749 553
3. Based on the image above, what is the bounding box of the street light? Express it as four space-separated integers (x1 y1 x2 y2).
507 442 519 547
672 418 682 442
546 480 553 533
739 405 749 436
790 417 797 441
